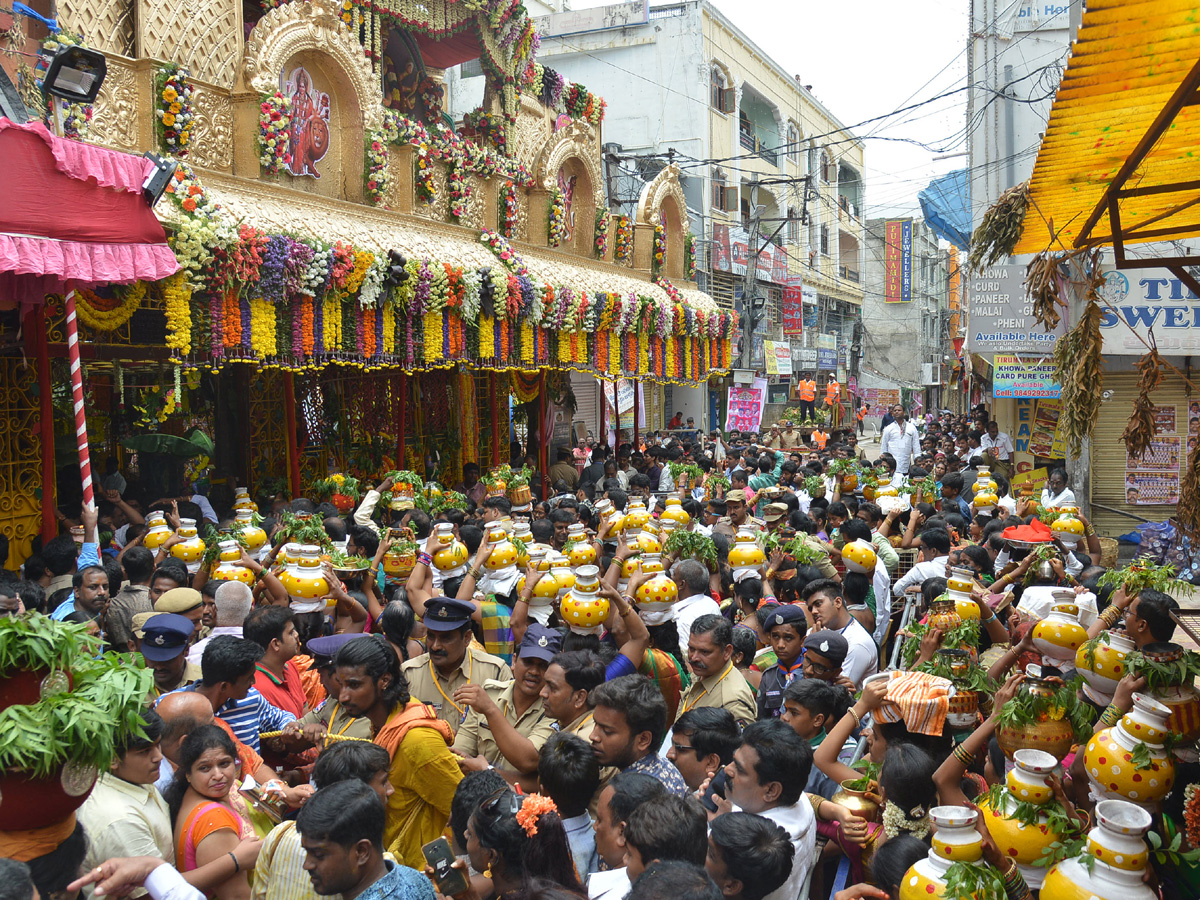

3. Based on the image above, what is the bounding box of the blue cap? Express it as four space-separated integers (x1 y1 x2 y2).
308 633 369 667
518 624 562 663
424 597 475 631
139 613 194 662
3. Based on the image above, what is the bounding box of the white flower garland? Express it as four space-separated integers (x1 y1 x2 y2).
882 800 931 840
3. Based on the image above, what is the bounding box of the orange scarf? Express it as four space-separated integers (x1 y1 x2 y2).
373 701 454 757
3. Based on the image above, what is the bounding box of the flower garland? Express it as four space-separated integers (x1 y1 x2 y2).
365 130 390 206
386 112 533 187
418 77 445 121
594 207 611 258
75 282 146 332
448 163 469 221
163 271 193 358
548 186 566 248
652 223 666 275
479 228 529 277
415 142 436 204
339 0 353 27
614 216 633 263
501 179 519 238
156 65 194 157
521 63 606 126
462 108 508 155
258 92 292 175
684 232 697 279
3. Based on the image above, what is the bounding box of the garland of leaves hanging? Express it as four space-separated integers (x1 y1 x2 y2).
1051 251 1105 457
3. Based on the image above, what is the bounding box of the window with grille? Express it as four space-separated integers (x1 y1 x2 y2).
787 207 800 245
787 126 801 165
820 225 830 256
820 151 832 183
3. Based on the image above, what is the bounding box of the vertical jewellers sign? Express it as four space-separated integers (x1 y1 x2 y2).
967 264 1065 354
884 220 912 303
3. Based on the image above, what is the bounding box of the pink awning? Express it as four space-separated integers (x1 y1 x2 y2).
0 120 179 308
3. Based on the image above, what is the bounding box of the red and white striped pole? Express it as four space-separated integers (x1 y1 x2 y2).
63 290 95 510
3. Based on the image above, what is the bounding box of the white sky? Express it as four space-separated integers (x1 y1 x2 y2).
570 0 972 218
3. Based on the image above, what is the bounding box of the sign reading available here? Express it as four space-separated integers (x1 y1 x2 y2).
992 354 1060 398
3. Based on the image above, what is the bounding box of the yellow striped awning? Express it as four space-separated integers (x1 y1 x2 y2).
1013 0 1200 255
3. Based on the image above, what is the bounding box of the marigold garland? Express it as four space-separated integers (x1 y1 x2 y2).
156 64 194 157
614 216 633 263
594 207 611 258
75 282 146 332
162 271 193 358
652 223 666 276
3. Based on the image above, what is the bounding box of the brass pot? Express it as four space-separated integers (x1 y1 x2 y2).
831 780 880 822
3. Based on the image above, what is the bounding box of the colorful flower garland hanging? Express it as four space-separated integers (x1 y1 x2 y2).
548 186 566 248
614 216 633 263
258 92 292 175
462 108 509 155
594 207 611 258
684 232 697 280
415 142 436 204
521 63 606 126
479 228 529 277
419 77 445 121
74 282 147 332
501 179 519 238
365 131 390 206
652 222 666 275
156 64 195 157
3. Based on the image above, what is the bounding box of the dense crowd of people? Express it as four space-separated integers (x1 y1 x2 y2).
3 400 1198 900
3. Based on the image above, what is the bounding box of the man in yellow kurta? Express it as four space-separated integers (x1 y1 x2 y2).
327 632 462 870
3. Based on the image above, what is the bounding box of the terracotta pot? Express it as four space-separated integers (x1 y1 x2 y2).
1141 643 1200 743
831 780 880 822
0 763 97 831
331 492 355 513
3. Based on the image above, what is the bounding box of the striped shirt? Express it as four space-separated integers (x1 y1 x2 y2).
177 684 295 752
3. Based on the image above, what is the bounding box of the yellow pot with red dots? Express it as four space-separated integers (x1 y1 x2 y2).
1032 603 1088 662
1084 694 1175 806
482 523 519 570
560 565 609 632
728 530 765 571
279 545 329 599
624 501 651 532
170 518 205 565
632 528 662 555
660 497 691 527
635 554 678 609
841 539 877 575
212 540 255 585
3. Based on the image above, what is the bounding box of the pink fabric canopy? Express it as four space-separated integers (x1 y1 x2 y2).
0 120 179 308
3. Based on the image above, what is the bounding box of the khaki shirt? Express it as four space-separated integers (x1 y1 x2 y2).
402 645 512 736
676 662 756 726
763 434 783 450
712 516 766 540
297 700 377 742
452 679 555 771
779 430 803 449
804 537 839 579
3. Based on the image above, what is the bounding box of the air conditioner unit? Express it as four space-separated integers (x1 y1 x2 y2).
921 363 941 386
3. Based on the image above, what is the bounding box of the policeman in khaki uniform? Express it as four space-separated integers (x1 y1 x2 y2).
712 488 765 539
452 624 559 777
676 615 757 726
402 597 511 736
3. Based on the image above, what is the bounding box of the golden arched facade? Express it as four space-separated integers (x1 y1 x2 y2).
536 120 605 255
243 0 384 133
636 164 689 279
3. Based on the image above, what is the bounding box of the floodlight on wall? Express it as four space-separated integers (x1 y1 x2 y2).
142 152 176 207
41 45 107 104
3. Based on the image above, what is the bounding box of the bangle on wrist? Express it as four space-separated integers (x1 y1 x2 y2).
229 851 240 874
417 552 433 566
846 708 862 729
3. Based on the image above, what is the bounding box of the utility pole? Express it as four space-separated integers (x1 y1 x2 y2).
740 176 763 369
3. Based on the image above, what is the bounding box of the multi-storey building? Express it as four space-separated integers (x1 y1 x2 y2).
447 0 865 431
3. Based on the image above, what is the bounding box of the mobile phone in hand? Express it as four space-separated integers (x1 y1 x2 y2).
422 837 470 896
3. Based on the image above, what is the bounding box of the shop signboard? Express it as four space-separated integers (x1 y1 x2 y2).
1097 267 1200 355
712 224 788 284
817 332 837 370
884 220 912 303
782 278 804 336
762 341 792 376
992 354 1061 398
967 264 1065 354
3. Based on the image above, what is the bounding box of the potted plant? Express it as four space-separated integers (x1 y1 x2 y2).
669 461 704 491
663 530 719 572
309 473 362 513
827 459 860 492
507 465 534 506
0 647 153 830
0 615 96 707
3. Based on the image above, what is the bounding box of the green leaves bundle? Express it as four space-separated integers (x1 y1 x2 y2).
1096 561 1178 596
1124 647 1200 692
994 676 1096 741
664 530 718 572
0 614 100 675
942 860 1005 900
915 655 997 694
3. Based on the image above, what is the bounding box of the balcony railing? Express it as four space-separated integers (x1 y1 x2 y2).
839 265 860 283
838 195 860 221
738 130 778 166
